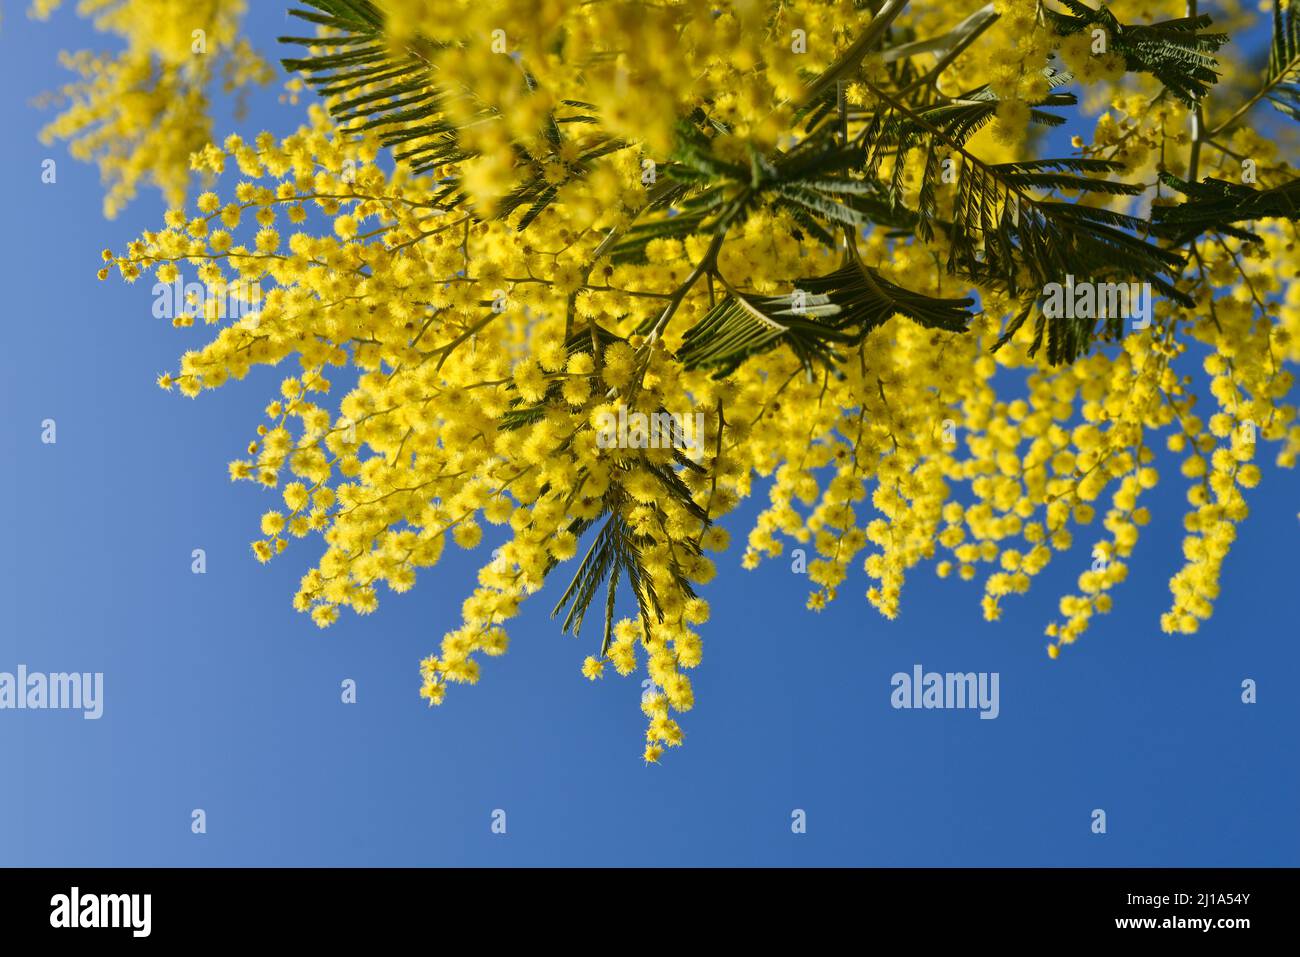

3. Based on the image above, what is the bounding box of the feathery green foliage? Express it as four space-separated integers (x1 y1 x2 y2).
1266 0 1300 120
1044 0 1228 105
1153 171 1300 245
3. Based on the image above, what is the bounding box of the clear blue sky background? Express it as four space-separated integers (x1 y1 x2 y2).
0 4 1296 867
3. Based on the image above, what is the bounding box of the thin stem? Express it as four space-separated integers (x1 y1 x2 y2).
1186 1 1204 182
799 0 911 106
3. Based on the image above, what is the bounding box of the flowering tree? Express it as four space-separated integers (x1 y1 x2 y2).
39 0 1300 760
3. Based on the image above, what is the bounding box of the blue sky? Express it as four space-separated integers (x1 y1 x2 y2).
0 3 1296 867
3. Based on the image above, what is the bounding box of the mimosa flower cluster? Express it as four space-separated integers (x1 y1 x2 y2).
33 0 272 217
56 0 1300 760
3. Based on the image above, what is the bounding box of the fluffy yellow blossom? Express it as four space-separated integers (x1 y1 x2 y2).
35 0 273 217
82 0 1300 760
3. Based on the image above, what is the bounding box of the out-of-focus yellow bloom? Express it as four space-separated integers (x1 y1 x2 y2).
34 0 272 217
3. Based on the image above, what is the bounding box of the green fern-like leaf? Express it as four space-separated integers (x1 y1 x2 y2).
1266 0 1300 120
1045 0 1227 105
677 254 974 376
855 79 1189 361
1151 171 1300 245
